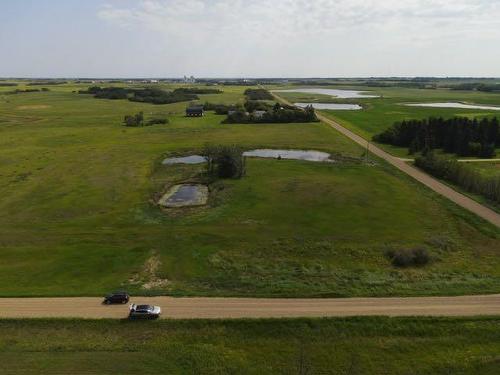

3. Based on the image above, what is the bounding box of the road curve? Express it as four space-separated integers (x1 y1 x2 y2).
271 91 500 228
0 295 499 319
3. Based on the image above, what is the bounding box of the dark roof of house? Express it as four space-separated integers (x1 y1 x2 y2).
186 105 204 113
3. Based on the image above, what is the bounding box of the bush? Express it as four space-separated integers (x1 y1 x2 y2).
147 118 169 125
123 112 144 127
386 247 430 267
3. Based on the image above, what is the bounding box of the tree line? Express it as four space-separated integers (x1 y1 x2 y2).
79 86 201 105
448 83 500 93
6 88 50 94
415 152 500 204
244 88 274 100
203 100 271 115
373 116 499 158
27 81 67 86
223 103 318 124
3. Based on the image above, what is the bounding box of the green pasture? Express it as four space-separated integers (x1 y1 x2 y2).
0 84 498 297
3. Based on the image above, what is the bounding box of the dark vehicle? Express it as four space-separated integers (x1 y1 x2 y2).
128 304 161 319
103 291 129 305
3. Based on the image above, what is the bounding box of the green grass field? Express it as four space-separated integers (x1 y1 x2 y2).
273 86 500 157
0 83 499 297
0 317 499 374
470 161 500 177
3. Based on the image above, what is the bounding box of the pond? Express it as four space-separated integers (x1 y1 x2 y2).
273 88 379 99
295 102 362 110
162 155 206 165
162 149 336 166
159 184 208 208
404 102 500 111
243 149 334 162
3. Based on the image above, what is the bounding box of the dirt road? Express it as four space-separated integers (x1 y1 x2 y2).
271 91 500 228
0 295 499 319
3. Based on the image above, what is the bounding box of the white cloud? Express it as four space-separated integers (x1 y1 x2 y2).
95 0 500 76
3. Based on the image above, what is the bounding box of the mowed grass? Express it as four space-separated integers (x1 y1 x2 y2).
0 84 499 297
1 317 500 374
273 86 500 157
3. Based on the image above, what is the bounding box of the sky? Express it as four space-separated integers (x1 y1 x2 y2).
1 0 500 78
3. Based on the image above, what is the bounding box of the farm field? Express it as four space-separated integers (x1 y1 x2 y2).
272 86 500 158
0 317 499 374
0 83 499 297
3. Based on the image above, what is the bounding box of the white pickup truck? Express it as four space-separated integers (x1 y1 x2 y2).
128 304 161 319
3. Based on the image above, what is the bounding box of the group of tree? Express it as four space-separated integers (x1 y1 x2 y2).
130 88 199 104
0 83 17 87
373 116 499 158
203 102 233 115
123 112 168 127
202 144 245 179
79 86 202 105
203 100 271 115
244 88 273 100
27 81 67 86
448 83 500 93
174 87 222 95
6 88 50 94
415 152 500 204
223 103 318 124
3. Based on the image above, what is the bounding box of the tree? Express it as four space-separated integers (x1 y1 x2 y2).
202 144 245 179
123 112 144 127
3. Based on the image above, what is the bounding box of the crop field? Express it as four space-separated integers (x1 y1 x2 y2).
0 317 499 374
0 83 499 297
272 86 500 157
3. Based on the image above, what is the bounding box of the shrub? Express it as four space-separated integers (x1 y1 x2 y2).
386 247 430 267
123 112 144 127
147 118 169 125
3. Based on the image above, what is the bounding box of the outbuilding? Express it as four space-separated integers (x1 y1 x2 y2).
186 105 204 117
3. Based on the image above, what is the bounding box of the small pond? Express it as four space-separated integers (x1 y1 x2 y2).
273 88 379 99
162 149 335 166
159 184 208 208
243 149 333 162
404 102 500 111
295 102 362 110
162 155 206 165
